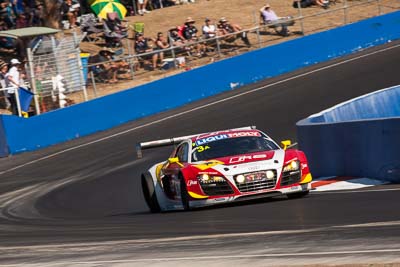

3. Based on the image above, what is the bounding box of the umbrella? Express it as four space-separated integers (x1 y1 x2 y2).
90 0 127 19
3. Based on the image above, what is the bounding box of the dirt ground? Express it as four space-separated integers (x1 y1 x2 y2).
0 0 399 114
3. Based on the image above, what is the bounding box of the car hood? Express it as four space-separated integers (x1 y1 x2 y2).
191 150 285 176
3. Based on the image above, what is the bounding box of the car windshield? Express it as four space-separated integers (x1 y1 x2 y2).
192 136 279 162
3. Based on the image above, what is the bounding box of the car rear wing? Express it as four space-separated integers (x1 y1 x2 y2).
136 126 256 158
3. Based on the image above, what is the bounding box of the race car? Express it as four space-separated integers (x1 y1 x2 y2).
137 126 312 212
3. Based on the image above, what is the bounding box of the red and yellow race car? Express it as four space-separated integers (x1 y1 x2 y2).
137 126 312 212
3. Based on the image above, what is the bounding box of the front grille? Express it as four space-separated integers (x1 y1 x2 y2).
280 170 301 186
199 180 234 196
234 170 277 193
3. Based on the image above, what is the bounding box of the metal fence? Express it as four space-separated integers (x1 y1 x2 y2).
26 33 88 115
0 85 31 117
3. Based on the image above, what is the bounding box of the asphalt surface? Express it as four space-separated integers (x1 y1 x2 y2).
0 40 400 266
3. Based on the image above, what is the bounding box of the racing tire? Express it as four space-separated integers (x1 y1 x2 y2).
141 172 161 213
179 175 191 211
287 190 310 199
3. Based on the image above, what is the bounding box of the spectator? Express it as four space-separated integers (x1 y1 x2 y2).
5 58 22 115
89 48 119 83
202 18 217 52
104 12 128 37
77 0 91 15
25 0 44 26
61 0 80 29
260 3 294 36
134 32 158 70
182 17 206 56
217 17 251 47
12 0 25 16
0 61 10 110
293 0 329 9
168 26 194 56
182 17 199 40
137 0 150 16
155 31 170 64
202 18 217 39
104 12 128 47
162 0 178 7
168 26 186 46
0 1 16 29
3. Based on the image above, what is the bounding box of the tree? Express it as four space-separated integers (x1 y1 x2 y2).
41 0 62 29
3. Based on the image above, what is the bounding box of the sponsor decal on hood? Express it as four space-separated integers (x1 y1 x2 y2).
227 152 275 164
196 151 275 166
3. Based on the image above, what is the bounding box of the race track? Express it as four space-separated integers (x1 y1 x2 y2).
0 40 400 266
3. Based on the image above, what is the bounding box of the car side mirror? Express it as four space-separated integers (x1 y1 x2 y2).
168 157 184 167
281 140 292 150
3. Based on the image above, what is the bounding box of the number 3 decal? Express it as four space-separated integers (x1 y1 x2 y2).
197 145 210 153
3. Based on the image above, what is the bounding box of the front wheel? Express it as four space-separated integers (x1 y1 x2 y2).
180 176 191 211
287 190 310 199
141 172 161 213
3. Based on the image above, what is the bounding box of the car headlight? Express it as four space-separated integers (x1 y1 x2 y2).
236 174 245 183
282 160 300 172
197 174 225 184
266 170 275 179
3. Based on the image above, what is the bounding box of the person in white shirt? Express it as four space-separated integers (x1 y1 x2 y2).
202 18 217 39
5 58 22 115
260 3 293 36
0 61 10 110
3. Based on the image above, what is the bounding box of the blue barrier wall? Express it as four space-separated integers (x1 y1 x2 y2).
1 11 400 155
309 86 400 123
0 116 8 157
297 85 400 182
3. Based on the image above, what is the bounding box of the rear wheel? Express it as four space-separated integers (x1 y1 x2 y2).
141 172 161 213
287 190 310 199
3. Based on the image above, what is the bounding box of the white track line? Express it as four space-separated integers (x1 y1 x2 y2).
312 187 400 194
1 43 400 176
2 249 400 266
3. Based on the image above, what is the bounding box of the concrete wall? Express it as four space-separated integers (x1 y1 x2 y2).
1 11 400 156
297 85 400 182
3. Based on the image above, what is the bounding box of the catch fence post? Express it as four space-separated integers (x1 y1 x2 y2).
14 87 22 117
73 32 88 102
253 11 262 48
215 33 222 57
343 0 349 25
127 38 135 79
377 0 382 15
27 47 41 115
90 70 98 98
296 1 305 35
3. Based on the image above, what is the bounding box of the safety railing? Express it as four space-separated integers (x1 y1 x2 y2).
0 84 32 118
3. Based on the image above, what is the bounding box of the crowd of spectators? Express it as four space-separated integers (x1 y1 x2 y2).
0 0 296 107
0 0 44 31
